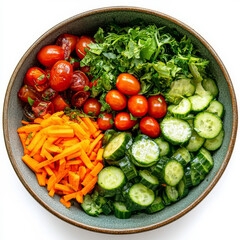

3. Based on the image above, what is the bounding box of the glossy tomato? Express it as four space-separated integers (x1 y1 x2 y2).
56 34 79 59
128 95 148 117
18 85 40 103
71 91 90 108
83 98 101 116
69 71 90 92
24 67 48 86
140 117 160 138
32 100 54 118
51 95 69 112
97 112 114 130
41 87 58 101
114 112 137 131
75 36 95 60
116 73 141 95
49 60 73 91
37 45 65 68
105 90 127 111
148 95 167 119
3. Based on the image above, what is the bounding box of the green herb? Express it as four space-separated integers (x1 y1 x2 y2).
37 74 45 81
28 97 35 106
130 113 138 121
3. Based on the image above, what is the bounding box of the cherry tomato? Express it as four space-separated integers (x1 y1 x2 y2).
18 85 40 103
71 91 90 108
140 117 160 138
49 60 73 91
148 95 167 119
80 66 93 80
69 57 80 70
116 73 141 95
51 95 69 112
33 81 50 92
37 45 65 68
69 70 90 92
128 95 148 117
75 36 95 60
56 34 79 59
41 87 58 101
114 112 137 131
32 100 54 118
83 98 101 116
24 67 48 86
97 112 114 130
105 90 127 111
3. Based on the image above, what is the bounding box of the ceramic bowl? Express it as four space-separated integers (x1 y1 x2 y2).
3 6 238 234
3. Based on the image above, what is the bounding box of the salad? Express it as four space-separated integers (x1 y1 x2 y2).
17 24 224 219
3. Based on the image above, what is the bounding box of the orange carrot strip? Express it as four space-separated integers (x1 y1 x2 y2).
66 160 82 167
80 148 94 170
40 116 64 127
30 134 47 157
34 118 43 124
89 151 97 161
54 183 74 193
45 128 74 138
61 138 79 147
82 117 97 135
63 192 77 202
66 151 81 160
93 130 102 139
25 131 36 145
22 155 41 173
60 197 71 208
78 166 87 181
45 144 63 154
68 172 80 191
90 162 104 177
42 149 54 161
47 174 57 191
91 119 99 130
76 191 83 203
69 122 90 140
81 173 94 186
80 139 91 152
87 134 104 155
81 176 98 195
27 131 43 152
21 120 30 125
44 166 54 176
76 116 89 131
43 113 51 119
48 188 55 197
36 171 46 186
93 141 102 153
96 148 104 161
19 133 28 154
17 124 42 133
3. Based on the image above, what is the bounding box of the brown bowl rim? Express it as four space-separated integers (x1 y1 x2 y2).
3 6 238 234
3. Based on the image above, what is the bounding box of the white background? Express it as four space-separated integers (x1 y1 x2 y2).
1 1 239 239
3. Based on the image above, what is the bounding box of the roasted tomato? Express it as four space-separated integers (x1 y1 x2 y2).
75 36 95 60
83 98 101 116
32 100 54 118
37 45 65 68
148 95 167 119
140 116 160 138
41 87 58 101
80 66 93 80
97 112 114 130
116 73 141 95
128 95 148 117
24 67 48 86
18 85 40 103
114 112 137 130
105 90 127 111
56 33 79 59
51 95 69 112
69 70 90 92
71 91 90 108
49 60 73 91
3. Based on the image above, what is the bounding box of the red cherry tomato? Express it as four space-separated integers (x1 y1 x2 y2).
71 91 90 108
75 36 95 60
51 95 69 112
41 87 58 101
105 90 127 111
128 95 148 117
24 67 48 86
80 66 93 80
37 45 65 68
83 98 101 116
116 73 141 95
114 112 137 131
32 100 54 118
148 95 167 119
97 112 114 130
69 70 90 92
140 117 160 138
18 85 40 103
69 57 80 70
49 60 73 91
56 34 79 59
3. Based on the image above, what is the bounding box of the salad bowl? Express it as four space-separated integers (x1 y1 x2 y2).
3 6 237 234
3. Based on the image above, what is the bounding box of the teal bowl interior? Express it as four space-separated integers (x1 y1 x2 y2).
3 7 238 234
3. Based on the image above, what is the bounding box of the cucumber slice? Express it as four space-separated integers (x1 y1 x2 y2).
103 132 132 162
119 156 138 180
184 167 203 187
165 185 179 202
81 195 102 216
163 159 184 186
202 78 219 98
189 63 203 82
139 169 159 190
177 178 189 198
113 202 131 219
146 196 165 213
186 130 205 152
161 117 192 145
194 112 223 139
98 166 126 197
171 98 192 118
131 137 160 167
205 100 224 118
154 137 171 156
189 94 213 112
162 191 171 206
172 147 191 167
204 129 224 151
150 157 168 178
102 129 116 146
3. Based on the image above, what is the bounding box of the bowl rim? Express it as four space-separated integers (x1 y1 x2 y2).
3 6 238 234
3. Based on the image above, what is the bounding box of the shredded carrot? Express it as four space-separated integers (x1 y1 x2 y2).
81 176 98 195
96 148 104 161
90 162 104 177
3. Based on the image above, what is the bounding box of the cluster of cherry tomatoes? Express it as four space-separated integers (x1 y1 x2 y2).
18 33 168 138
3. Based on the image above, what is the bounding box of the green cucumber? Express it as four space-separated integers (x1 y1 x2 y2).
113 202 131 219
205 100 224 118
172 147 191 167
139 169 159 190
119 156 138 180
154 137 171 156
186 130 205 152
204 129 224 151
146 196 165 213
171 98 192 118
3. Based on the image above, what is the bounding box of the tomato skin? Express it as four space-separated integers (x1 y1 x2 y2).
128 95 148 117
148 95 167 119
116 73 141 95
83 98 101 116
25 67 48 86
75 36 95 60
32 100 54 118
56 34 79 59
140 117 160 138
18 85 40 102
105 90 127 111
69 57 80 70
69 70 90 92
114 112 137 131
49 60 73 91
41 87 58 101
97 112 114 130
37 45 65 68
51 95 69 112
71 91 90 108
